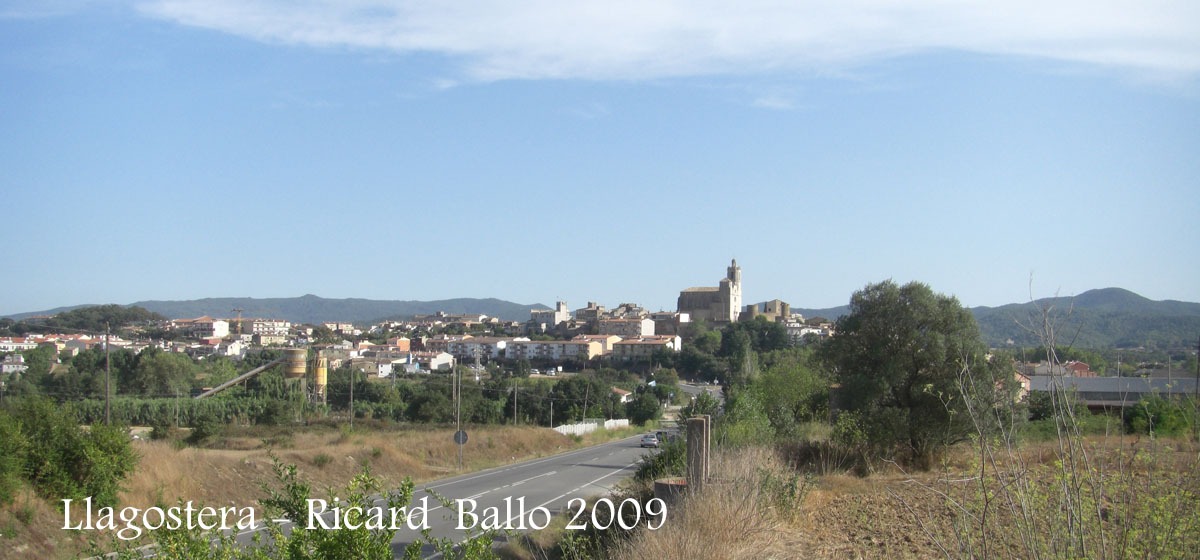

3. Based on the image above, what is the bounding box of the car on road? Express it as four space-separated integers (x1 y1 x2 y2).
639 434 660 448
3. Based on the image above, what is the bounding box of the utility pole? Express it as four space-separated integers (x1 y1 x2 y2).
456 366 462 470
349 368 355 430
582 384 590 422
513 376 518 425
1194 335 1199 400
105 322 111 426
549 399 554 428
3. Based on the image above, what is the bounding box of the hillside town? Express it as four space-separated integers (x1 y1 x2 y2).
0 261 834 383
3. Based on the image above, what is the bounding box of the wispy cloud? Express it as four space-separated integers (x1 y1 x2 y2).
135 1 1200 82
565 102 611 120
752 94 796 111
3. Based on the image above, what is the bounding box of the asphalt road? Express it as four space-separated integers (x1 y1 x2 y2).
390 433 653 558
226 433 654 559
679 382 724 401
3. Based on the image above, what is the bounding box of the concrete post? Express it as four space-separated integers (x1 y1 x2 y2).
687 415 710 493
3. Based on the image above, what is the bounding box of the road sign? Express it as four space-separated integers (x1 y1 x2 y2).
454 430 468 445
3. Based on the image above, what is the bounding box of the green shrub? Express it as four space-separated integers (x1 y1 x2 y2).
634 438 686 483
9 397 138 508
186 413 223 445
0 411 27 505
312 453 333 468
1126 397 1198 437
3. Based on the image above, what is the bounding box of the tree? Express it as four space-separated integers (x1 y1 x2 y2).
626 392 661 426
682 390 721 419
818 280 1012 466
128 349 196 396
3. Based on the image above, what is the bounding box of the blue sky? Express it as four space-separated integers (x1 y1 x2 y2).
2 1 1198 317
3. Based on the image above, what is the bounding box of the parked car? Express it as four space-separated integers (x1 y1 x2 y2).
640 434 660 448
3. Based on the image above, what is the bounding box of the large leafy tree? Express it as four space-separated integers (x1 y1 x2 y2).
126 348 196 396
819 280 1013 466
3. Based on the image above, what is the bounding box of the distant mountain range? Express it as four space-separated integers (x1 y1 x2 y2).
795 288 1200 349
5 295 549 324
7 288 1198 349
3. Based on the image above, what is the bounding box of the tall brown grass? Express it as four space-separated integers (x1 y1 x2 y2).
610 447 804 560
121 425 620 509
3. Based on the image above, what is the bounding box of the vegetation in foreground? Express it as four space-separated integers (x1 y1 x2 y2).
510 280 1200 559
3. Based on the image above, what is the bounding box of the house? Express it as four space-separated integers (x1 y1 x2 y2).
571 335 622 356
575 302 607 323
216 340 245 359
445 337 520 361
530 301 571 332
1 354 28 376
1065 362 1095 377
650 311 689 336
611 387 633 404
252 333 288 346
1014 370 1032 402
243 319 291 337
1033 361 1096 376
423 334 473 353
611 336 682 362
172 317 230 339
349 357 400 378
0 338 40 352
396 352 455 372
783 322 833 344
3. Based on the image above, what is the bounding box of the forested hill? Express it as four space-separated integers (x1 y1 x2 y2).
797 288 1200 349
5 295 548 324
972 288 1200 349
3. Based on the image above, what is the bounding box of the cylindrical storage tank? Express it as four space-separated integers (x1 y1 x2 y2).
314 353 328 396
284 348 307 379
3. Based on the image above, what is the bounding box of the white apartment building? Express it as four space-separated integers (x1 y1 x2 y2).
505 340 602 362
598 318 656 338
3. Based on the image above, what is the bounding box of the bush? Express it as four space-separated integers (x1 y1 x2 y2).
0 411 27 505
186 413 223 445
312 453 333 469
1126 397 1198 437
149 415 173 440
634 438 686 483
9 397 138 507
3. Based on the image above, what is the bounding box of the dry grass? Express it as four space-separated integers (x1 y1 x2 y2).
0 487 96 560
120 425 636 509
783 435 1200 560
610 447 800 560
1 423 638 559
516 435 1199 560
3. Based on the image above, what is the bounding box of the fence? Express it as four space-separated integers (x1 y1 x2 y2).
553 418 630 436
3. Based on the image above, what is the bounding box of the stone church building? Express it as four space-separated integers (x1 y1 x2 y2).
677 259 743 323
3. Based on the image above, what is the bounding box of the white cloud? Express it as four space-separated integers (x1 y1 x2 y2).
135 0 1200 81
752 94 796 111
565 102 611 120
